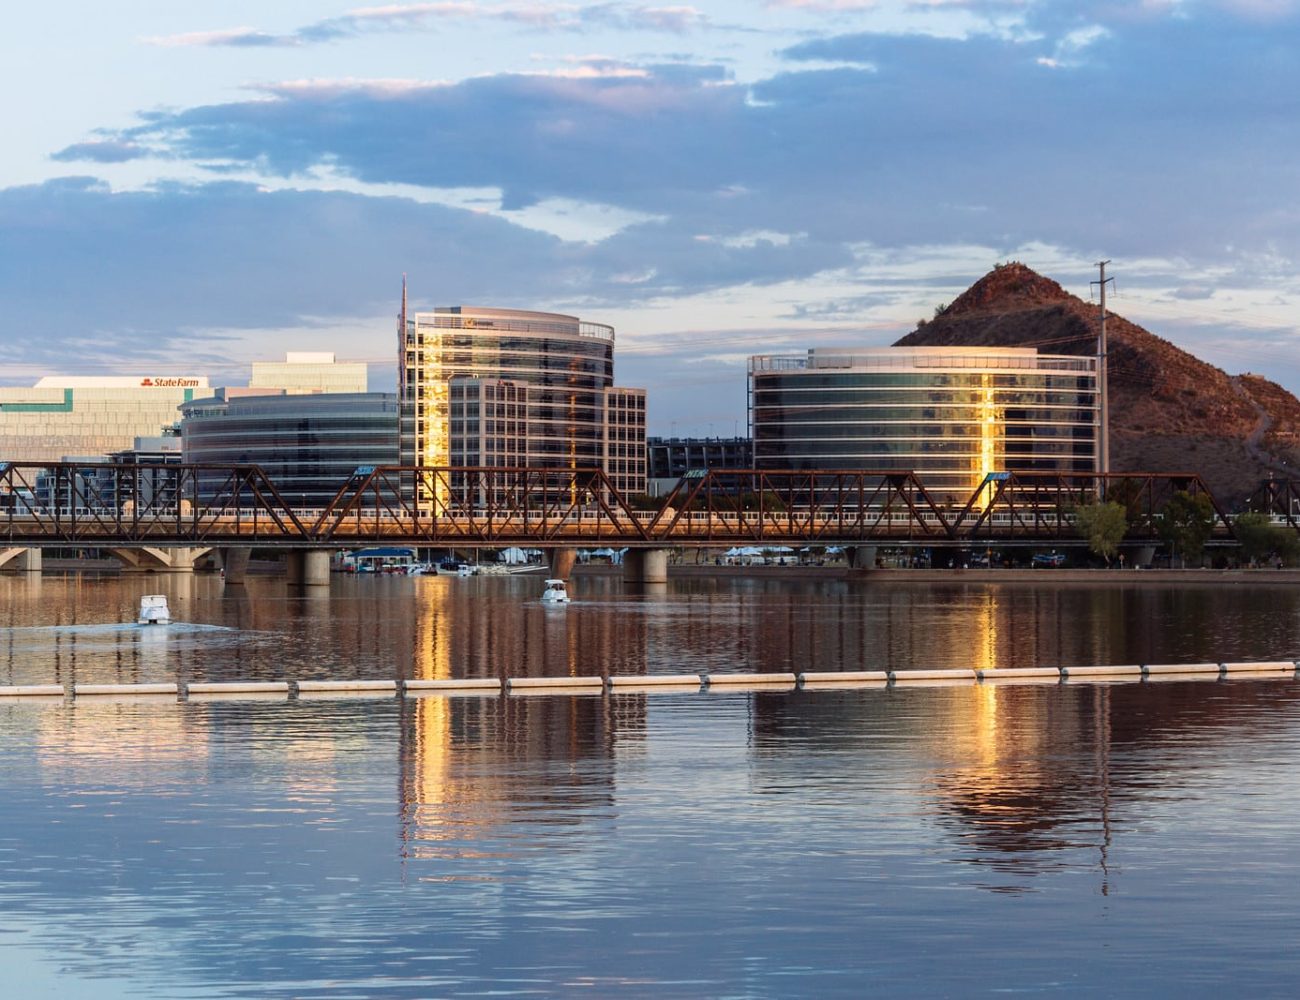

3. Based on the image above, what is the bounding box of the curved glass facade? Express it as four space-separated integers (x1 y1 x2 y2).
181 392 399 505
749 348 1097 499
400 306 644 504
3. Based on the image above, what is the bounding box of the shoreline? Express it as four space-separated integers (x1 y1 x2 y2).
574 563 1300 584
13 559 1300 586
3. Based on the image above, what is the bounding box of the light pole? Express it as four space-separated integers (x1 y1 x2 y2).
1092 260 1115 486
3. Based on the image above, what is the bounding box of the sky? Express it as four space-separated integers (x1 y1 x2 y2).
2 0 1299 435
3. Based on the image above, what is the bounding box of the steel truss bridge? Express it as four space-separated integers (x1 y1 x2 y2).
0 461 1280 551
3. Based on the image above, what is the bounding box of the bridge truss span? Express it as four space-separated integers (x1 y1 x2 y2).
0 461 1241 549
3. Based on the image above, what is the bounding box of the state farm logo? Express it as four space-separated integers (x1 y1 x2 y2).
140 377 200 387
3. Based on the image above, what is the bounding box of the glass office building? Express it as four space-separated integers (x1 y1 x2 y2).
181 391 399 506
400 305 646 504
0 375 208 464
749 347 1097 500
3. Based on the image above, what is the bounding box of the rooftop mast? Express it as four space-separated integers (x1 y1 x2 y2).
398 274 408 393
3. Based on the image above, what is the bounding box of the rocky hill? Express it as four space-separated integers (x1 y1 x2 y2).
893 262 1299 505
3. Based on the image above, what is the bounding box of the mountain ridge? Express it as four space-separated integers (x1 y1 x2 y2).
893 262 1298 504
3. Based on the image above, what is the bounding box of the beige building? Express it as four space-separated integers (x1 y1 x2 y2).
250 352 368 394
0 375 208 464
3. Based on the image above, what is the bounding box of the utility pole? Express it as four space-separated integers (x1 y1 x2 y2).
1091 260 1114 479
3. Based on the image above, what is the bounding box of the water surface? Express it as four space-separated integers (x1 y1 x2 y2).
2 573 1298 997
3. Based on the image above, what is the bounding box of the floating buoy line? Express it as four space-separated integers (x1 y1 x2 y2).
0 661 1296 703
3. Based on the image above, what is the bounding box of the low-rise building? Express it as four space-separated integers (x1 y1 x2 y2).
0 375 208 464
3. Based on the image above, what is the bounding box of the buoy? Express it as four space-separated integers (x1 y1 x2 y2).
188 681 290 695
890 669 978 683
74 682 178 697
704 672 798 686
405 678 502 693
1221 661 1297 674
609 674 704 688
976 667 1062 682
506 676 603 690
297 676 397 697
1061 665 1143 680
799 671 890 686
1143 663 1221 676
0 685 65 697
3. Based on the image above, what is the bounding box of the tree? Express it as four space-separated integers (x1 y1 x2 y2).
1159 491 1215 567
1073 501 1128 564
1233 511 1300 566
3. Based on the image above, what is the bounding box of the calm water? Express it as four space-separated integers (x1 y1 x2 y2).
2 573 1300 997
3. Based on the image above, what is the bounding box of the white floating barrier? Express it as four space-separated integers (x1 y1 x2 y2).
187 681 290 695
0 685 65 697
506 676 604 690
1143 663 1221 676
608 674 703 689
188 690 292 702
606 684 703 695
74 683 178 697
1145 670 1220 684
1221 661 1298 674
405 678 502 693
799 671 890 686
704 672 798 686
976 667 1062 682
1061 665 1143 680
890 669 978 684
297 680 398 693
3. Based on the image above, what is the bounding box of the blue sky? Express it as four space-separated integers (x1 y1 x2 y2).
3 0 1299 434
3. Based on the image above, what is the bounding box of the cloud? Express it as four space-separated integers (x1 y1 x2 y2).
0 176 850 370
101 13 1300 264
50 139 151 164
20 3 1300 405
143 27 291 48
143 3 709 48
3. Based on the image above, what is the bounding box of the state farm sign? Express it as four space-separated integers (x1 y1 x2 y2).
140 377 201 387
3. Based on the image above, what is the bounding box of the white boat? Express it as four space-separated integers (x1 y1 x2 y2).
435 560 474 576
137 595 171 625
541 579 571 604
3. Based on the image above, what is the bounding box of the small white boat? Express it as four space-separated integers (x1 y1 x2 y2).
138 595 171 625
541 579 571 604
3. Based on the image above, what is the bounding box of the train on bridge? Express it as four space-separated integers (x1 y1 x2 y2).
2 461 1294 551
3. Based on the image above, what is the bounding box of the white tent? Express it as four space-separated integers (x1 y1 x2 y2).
499 547 530 565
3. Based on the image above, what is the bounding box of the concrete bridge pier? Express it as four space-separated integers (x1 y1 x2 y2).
1134 544 1157 569
548 547 577 580
623 548 670 586
220 547 252 585
846 545 878 571
114 547 213 573
286 549 331 588
0 547 42 573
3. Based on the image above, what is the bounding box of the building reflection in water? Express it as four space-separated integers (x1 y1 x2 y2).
396 691 644 874
745 583 1300 894
11 570 1300 895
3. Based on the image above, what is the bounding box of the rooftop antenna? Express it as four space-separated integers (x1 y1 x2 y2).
1090 260 1114 480
398 274 408 394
